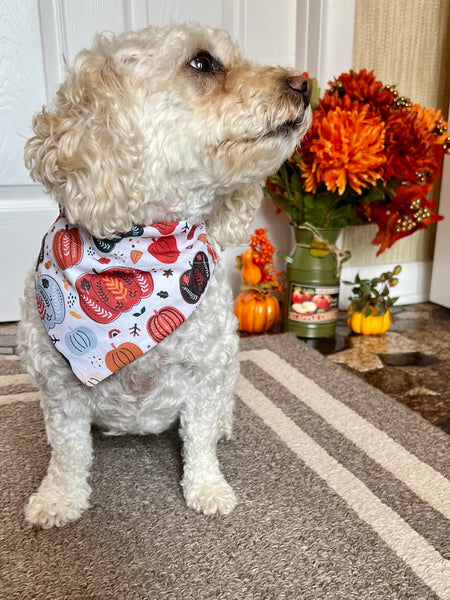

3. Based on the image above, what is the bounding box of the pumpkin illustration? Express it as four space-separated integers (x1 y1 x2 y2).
52 226 83 270
92 236 119 253
125 225 144 238
83 372 107 387
93 226 144 254
179 251 210 304
147 306 185 343
65 326 97 356
147 235 180 264
76 268 153 323
346 306 391 335
105 342 143 373
234 290 280 333
35 236 46 271
36 275 66 330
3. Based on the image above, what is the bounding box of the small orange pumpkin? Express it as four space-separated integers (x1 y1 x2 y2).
234 290 280 333
105 342 143 373
240 249 262 285
346 305 391 335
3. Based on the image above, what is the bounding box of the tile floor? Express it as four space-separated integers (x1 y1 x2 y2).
308 303 450 434
1 302 449 433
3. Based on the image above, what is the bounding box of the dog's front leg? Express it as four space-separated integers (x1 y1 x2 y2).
25 399 93 529
179 376 237 517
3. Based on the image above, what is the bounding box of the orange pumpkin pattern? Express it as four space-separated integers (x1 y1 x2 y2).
35 215 216 385
52 226 83 270
147 307 186 343
105 342 143 372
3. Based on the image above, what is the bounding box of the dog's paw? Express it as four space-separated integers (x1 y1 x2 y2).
25 488 90 529
183 479 237 517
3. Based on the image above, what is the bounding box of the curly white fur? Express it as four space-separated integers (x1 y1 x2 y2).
20 22 311 528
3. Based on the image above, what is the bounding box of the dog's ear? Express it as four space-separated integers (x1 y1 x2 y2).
206 184 263 249
24 45 144 238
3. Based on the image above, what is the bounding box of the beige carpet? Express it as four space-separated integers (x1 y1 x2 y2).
1 334 449 599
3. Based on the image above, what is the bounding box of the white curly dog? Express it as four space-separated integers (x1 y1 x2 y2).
19 23 311 528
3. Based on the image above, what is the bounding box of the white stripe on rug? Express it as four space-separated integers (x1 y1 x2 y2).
236 374 450 600
0 373 35 392
0 391 40 406
239 349 450 521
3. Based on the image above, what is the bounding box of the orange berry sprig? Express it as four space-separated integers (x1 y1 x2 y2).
249 229 276 282
250 229 276 276
237 229 284 292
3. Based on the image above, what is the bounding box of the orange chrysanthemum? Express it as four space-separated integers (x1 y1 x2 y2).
384 105 447 183
301 105 386 195
326 69 396 116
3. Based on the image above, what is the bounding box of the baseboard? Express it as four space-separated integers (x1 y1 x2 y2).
339 261 432 310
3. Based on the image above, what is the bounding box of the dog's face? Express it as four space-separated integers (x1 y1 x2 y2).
25 24 311 238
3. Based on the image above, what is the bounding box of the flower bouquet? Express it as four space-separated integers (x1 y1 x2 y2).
266 70 449 255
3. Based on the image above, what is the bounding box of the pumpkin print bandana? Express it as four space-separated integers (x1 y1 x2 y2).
35 216 216 386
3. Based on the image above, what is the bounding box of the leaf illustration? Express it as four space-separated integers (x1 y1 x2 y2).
103 276 128 301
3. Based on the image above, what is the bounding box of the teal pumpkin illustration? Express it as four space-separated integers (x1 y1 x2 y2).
36 275 65 330
93 226 144 253
65 326 97 356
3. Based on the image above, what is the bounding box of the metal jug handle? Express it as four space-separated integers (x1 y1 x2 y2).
278 251 294 264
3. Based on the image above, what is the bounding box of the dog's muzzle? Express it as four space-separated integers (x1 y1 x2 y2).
287 75 311 108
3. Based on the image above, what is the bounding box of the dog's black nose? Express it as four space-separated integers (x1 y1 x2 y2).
288 75 311 106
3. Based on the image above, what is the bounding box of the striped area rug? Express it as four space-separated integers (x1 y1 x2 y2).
1 334 449 599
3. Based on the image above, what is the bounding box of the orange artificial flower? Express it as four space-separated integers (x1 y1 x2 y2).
359 183 443 255
327 69 396 116
301 105 386 195
384 105 447 183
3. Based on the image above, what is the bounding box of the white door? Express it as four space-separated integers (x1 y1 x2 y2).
0 0 240 322
0 0 356 321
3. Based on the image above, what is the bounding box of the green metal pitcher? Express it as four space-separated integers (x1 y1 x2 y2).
281 226 345 338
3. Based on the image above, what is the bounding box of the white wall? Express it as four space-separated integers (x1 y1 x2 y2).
430 109 450 308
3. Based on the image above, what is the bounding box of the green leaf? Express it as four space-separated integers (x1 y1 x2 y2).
309 77 321 111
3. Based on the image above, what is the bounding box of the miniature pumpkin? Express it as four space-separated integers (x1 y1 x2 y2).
234 290 280 333
147 306 185 342
240 248 262 285
52 227 83 270
346 306 391 335
105 342 143 372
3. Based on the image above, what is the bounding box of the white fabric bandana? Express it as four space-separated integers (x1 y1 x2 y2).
35 215 217 386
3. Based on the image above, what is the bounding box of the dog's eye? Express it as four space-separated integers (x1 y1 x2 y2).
189 52 221 73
